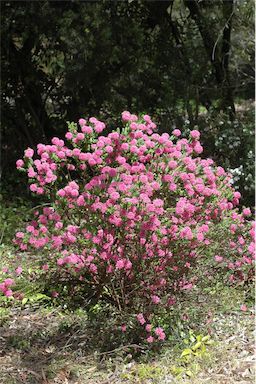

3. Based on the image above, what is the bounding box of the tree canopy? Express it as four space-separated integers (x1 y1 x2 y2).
1 0 254 205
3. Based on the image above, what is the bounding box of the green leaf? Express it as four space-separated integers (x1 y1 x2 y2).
181 348 192 357
22 297 28 305
192 341 202 351
202 335 210 342
32 293 50 301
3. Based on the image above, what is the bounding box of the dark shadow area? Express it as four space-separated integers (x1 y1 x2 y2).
1 0 255 207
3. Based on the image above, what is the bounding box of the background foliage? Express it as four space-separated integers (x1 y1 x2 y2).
1 0 254 206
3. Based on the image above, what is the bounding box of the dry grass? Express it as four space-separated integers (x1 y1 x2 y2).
0 296 254 384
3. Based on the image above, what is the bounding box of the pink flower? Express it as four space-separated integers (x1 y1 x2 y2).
82 125 93 134
243 208 251 216
137 313 146 325
194 142 203 154
28 167 36 177
121 324 127 332
130 114 138 122
116 156 126 165
5 290 13 297
26 225 35 233
57 258 64 266
4 278 14 287
15 266 22 276
143 114 151 123
24 148 34 158
79 118 86 127
71 189 79 197
16 232 24 239
153 199 163 207
155 327 166 341
167 297 176 306
55 222 63 230
197 232 204 241
105 145 113 153
116 259 125 270
147 336 154 343
76 133 85 141
145 324 152 332
125 260 132 270
57 189 66 197
169 183 177 191
94 122 105 133
180 227 193 240
181 283 193 290
110 191 120 201
130 145 138 153
151 295 160 304
16 159 24 168
172 129 181 137
190 130 200 140
77 195 85 206
234 191 241 199
168 160 177 169
65 132 73 140
122 111 131 121
240 304 247 312
121 143 129 151
214 255 223 262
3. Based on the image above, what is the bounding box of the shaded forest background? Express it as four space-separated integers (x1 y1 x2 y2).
1 0 255 206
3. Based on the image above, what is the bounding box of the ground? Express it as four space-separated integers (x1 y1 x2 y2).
0 281 254 384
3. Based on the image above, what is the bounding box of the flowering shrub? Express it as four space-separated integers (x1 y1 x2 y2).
2 111 255 343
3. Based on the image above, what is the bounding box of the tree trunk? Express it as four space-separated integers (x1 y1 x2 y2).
184 0 235 118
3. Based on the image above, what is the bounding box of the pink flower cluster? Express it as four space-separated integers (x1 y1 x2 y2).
136 313 166 342
3 111 254 343
0 278 14 297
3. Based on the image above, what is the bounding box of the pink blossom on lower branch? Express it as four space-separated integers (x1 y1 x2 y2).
155 327 166 341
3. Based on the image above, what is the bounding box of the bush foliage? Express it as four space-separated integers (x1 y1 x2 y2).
1 112 254 344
